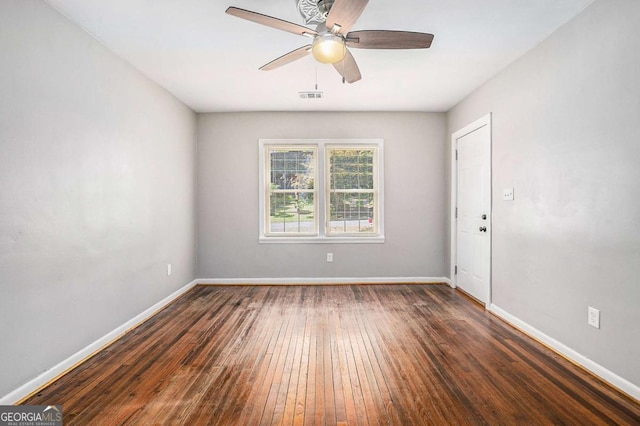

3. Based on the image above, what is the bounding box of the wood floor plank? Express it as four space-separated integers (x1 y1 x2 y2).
348 297 388 424
328 306 348 425
303 292 318 426
256 293 296 425
321 287 337 426
281 289 306 425
332 299 361 426
312 291 326 426
272 288 305 425
292 288 313 426
339 298 372 425
23 284 640 425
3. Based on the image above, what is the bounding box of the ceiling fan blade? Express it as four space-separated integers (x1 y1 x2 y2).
226 7 318 37
346 30 434 49
333 49 361 84
259 45 312 71
325 0 369 34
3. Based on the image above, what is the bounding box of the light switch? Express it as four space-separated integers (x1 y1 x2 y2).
503 188 514 201
588 307 600 329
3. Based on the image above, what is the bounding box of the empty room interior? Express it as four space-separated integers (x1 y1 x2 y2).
1 0 639 424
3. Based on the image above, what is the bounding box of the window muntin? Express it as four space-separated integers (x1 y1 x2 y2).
265 147 317 236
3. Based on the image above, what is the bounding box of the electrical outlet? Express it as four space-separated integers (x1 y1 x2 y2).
588 307 600 329
167 264 172 276
326 253 333 263
503 188 514 201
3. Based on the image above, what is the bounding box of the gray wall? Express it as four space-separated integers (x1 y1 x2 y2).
0 1 197 397
198 112 446 279
447 0 640 387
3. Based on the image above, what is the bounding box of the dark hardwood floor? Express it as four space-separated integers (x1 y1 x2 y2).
25 284 640 425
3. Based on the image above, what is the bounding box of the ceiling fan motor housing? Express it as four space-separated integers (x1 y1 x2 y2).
317 0 335 16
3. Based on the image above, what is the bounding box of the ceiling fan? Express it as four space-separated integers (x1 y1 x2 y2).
226 0 434 84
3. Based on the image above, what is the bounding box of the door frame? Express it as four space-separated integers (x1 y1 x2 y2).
450 113 492 304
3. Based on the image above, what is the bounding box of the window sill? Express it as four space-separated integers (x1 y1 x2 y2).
259 236 385 244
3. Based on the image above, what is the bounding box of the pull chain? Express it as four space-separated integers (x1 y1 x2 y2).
342 45 346 84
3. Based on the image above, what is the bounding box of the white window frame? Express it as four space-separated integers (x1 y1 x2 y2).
259 139 384 244
263 144 319 237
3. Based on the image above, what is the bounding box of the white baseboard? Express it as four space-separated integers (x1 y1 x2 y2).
0 279 198 405
488 303 640 402
197 277 451 286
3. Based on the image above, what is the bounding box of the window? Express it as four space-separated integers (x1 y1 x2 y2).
259 139 384 243
264 146 317 236
327 146 378 236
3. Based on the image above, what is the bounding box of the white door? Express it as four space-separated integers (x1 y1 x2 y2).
453 115 491 304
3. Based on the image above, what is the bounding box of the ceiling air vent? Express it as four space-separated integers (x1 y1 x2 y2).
299 91 324 99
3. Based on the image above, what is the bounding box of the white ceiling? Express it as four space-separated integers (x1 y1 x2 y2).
45 0 594 113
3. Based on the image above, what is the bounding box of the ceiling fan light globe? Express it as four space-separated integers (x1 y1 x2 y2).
312 34 346 64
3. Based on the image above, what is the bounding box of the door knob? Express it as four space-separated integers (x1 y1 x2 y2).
479 226 487 232
482 214 487 220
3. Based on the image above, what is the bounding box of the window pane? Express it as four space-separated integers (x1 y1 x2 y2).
270 149 315 190
329 192 375 234
328 147 377 235
269 192 315 234
329 149 374 190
